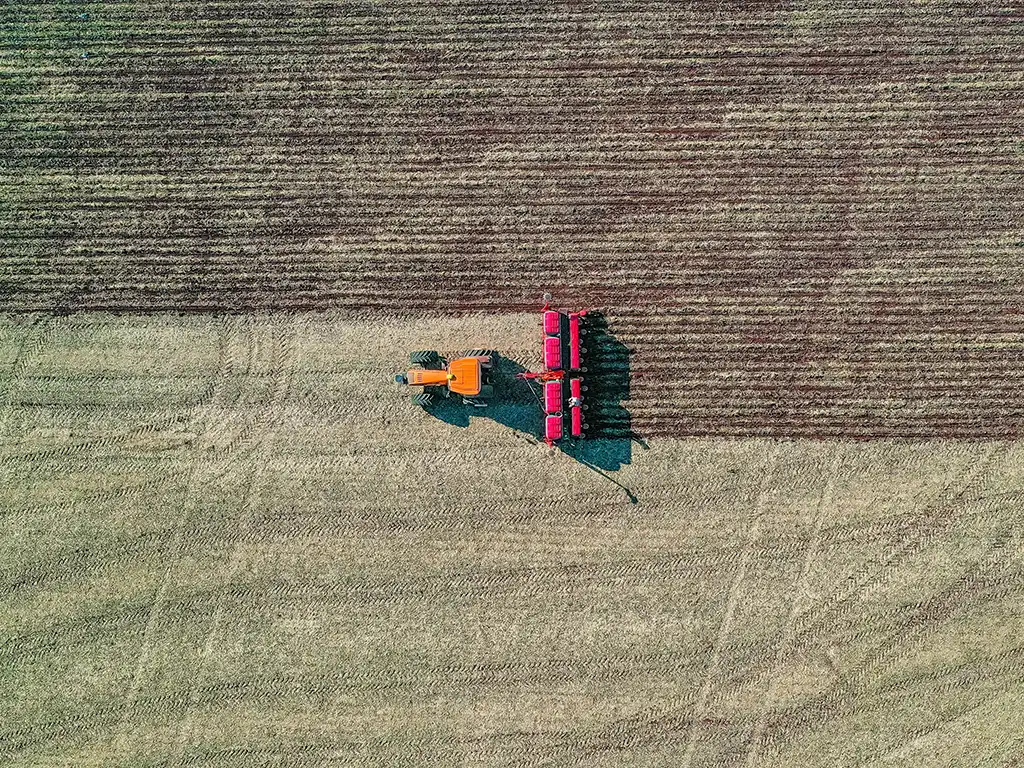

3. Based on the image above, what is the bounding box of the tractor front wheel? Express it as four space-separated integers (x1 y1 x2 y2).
410 350 439 366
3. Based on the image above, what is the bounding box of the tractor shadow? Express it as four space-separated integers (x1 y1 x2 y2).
423 312 637 475
561 312 636 473
422 356 544 436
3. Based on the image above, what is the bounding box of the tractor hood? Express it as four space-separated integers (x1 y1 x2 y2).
408 368 449 387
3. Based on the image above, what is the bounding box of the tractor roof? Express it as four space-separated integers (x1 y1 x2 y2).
447 357 482 396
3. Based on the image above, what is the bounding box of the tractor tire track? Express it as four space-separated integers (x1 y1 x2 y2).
168 318 297 767
0 317 231 608
681 442 782 768
112 315 242 755
744 445 844 767
0 316 54 470
791 444 1008 644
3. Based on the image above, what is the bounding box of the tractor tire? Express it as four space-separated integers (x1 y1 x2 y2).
410 350 439 366
411 392 436 408
467 349 496 359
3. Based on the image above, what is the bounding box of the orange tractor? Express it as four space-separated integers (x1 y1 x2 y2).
393 296 589 446
394 350 495 408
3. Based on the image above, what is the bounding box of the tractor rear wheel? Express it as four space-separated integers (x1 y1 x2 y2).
410 350 439 366
467 349 496 359
411 392 436 408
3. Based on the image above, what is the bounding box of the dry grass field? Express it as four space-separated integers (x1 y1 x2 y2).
1 313 1022 766
3 0 1024 766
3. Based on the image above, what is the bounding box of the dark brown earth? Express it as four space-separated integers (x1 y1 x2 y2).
4 1 1023 436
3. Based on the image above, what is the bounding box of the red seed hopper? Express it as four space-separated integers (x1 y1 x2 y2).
517 296 589 446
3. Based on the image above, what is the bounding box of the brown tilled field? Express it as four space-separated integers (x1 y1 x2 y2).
3 0 1024 766
5 0 1024 436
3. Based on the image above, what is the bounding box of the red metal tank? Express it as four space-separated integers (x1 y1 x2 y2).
544 310 561 336
544 380 562 414
544 336 561 370
569 314 582 369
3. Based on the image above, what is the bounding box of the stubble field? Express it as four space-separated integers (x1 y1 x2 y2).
3 0 1024 766
2 313 1022 767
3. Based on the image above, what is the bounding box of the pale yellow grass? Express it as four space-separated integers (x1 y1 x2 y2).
0 313 1021 767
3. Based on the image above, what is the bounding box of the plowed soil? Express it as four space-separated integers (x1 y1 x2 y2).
4 0 1023 436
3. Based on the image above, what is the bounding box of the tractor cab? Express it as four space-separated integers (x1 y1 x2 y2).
395 350 495 408
445 356 485 396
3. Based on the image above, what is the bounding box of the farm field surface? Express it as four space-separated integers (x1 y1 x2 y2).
4 0 1024 436
1 313 1023 766
3 0 1024 765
